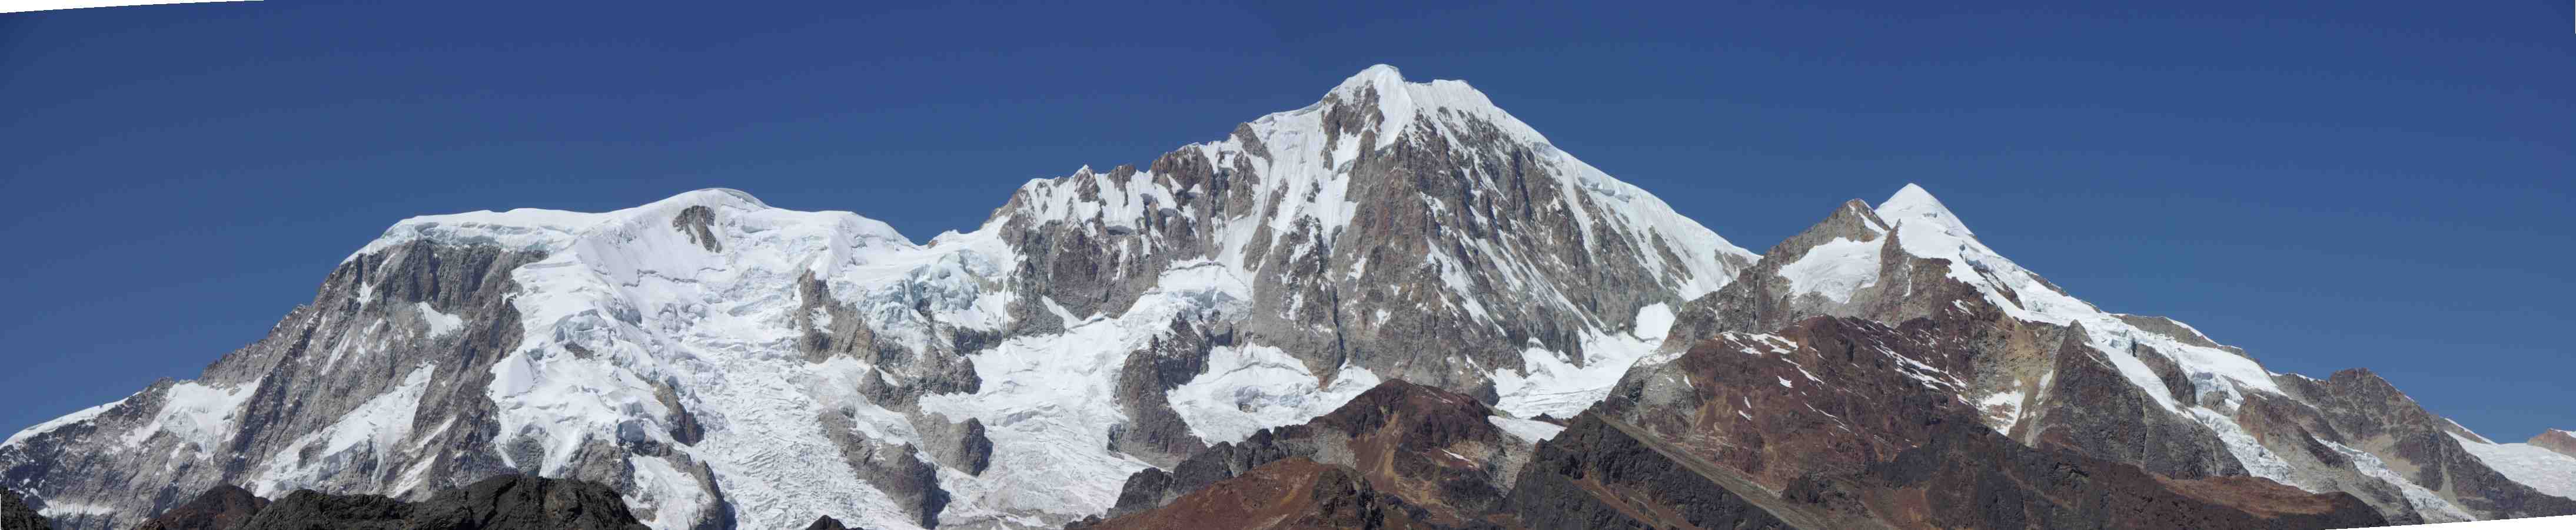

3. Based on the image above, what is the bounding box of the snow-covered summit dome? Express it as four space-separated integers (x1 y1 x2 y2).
347 187 908 261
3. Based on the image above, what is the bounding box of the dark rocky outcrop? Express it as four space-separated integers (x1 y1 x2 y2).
138 476 646 530
400 475 650 530
132 485 267 530
917 414 993 476
1073 458 1456 530
1102 380 1528 526
670 205 722 252
802 515 857 530
1109 380 2385 530
1507 415 1864 529
3 488 51 530
232 489 410 530
816 409 948 529
1603 316 1992 490
2228 392 2433 524
1104 315 1225 468
2023 329 2248 481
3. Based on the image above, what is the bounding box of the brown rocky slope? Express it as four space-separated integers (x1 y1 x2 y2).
124 475 646 530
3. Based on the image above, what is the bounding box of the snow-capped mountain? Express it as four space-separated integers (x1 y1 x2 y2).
0 65 1754 530
1638 183 2576 524
3 65 2568 530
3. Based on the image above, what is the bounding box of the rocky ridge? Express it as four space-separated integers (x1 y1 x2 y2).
2536 430 2576 459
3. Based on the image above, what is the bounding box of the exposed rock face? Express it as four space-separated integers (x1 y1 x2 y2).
670 206 722 253
2022 330 2248 481
2226 391 2442 524
186 475 649 530
1660 200 1893 346
1 240 563 530
397 476 650 530
2275 369 2576 519
231 490 410 530
1507 414 1866 529
1102 380 1536 527
1608 317 1977 490
915 414 992 476
816 409 948 528
1784 418 2388 530
1103 316 1224 469
2535 429 2576 459
2 488 50 530
1075 458 1450 530
803 515 858 530
133 485 267 530
1106 373 2384 530
2111 313 2247 357
1554 313 2388 529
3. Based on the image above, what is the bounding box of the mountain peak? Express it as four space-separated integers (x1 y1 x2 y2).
344 186 905 263
1327 64 1408 97
654 187 770 210
2534 429 2576 459
1874 183 1970 236
1291 64 1544 148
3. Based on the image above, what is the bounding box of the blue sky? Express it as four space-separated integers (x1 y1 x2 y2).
2 1 2568 439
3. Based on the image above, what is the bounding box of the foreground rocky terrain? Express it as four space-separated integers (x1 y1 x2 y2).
2 65 2569 529
1082 375 2389 529
104 476 641 530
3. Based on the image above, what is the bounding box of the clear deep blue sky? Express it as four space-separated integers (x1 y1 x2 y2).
2 1 2568 439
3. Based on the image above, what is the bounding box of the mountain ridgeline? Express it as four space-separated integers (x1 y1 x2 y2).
4 65 2568 530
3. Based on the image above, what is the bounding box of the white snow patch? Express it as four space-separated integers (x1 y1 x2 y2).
1490 304 1674 418
1488 415 1565 442
625 456 714 530
247 367 439 495
321 367 436 455
2442 417 2495 444
2327 438 2478 522
121 380 260 450
1779 237 1880 303
414 302 464 338
5 394 132 447
2186 408 2305 489
36 502 119 519
2452 433 2576 501
1167 344 1383 444
1979 390 2026 433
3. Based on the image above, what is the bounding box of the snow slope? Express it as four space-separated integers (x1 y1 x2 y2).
2455 434 2576 501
